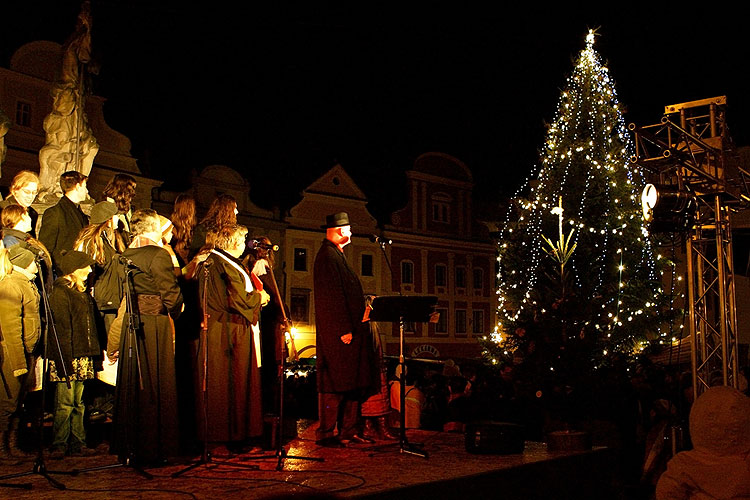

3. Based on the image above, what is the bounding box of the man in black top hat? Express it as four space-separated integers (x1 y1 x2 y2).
313 212 375 447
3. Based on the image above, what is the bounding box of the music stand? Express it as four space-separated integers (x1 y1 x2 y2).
368 295 437 458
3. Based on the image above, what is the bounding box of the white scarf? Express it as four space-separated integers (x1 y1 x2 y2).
209 249 261 367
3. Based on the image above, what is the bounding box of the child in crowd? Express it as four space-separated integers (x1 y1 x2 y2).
48 250 101 458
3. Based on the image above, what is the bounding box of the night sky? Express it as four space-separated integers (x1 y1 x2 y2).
3 2 749 219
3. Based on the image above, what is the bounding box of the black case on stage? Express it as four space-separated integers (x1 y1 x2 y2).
464 421 525 454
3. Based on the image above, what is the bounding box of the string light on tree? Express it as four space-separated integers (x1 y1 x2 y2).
482 29 678 393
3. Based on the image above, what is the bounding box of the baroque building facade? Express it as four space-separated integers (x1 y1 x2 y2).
2 42 497 363
382 152 496 359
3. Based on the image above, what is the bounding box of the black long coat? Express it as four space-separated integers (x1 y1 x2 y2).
313 239 374 394
110 244 183 464
38 195 89 273
48 278 101 377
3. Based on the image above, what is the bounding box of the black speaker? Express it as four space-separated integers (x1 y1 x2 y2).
464 421 525 454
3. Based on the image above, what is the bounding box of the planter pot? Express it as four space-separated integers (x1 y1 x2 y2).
546 430 592 451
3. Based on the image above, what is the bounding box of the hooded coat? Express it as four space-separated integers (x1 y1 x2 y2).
656 385 750 500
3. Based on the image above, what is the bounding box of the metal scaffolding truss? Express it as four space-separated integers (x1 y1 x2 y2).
629 96 749 399
685 195 739 397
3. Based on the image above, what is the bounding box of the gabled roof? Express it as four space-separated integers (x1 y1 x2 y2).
303 163 367 201
287 163 377 232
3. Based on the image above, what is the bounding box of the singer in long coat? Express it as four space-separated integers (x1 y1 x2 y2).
313 239 375 440
110 243 183 465
196 248 264 444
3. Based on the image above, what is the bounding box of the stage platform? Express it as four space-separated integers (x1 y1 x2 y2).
0 421 626 500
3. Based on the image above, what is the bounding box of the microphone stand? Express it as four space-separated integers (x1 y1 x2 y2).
0 256 76 490
172 258 263 477
75 260 151 478
261 266 322 471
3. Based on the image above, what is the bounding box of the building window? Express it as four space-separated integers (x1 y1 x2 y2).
15 101 31 127
435 264 447 287
473 268 484 291
403 321 416 333
432 202 450 222
435 308 448 333
472 310 485 334
455 309 467 334
361 253 373 277
431 192 452 223
401 260 414 284
293 248 307 271
290 288 310 323
455 266 466 289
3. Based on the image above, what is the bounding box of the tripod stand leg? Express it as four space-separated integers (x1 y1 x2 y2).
75 454 153 480
0 482 32 489
171 456 206 478
365 317 429 459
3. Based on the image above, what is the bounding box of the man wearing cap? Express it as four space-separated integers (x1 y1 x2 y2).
38 171 89 275
313 212 375 447
0 245 41 463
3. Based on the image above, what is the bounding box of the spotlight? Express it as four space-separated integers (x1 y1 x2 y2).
641 183 695 233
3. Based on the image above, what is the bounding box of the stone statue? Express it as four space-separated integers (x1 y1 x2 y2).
0 108 10 179
38 1 99 200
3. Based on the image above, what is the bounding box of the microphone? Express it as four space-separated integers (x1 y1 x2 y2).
369 234 392 245
248 239 279 252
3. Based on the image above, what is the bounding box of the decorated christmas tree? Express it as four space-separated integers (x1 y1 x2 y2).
481 30 678 428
